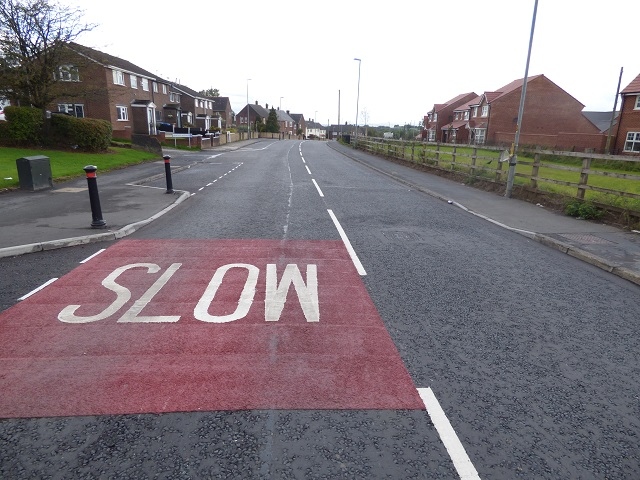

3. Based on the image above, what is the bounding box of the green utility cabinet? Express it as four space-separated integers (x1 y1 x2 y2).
16 155 53 191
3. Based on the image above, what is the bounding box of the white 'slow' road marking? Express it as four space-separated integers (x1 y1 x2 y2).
418 388 481 480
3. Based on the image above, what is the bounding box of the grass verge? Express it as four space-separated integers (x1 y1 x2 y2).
0 147 159 190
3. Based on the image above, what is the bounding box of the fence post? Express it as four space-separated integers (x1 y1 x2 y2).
411 142 415 163
495 158 504 183
470 147 477 176
577 156 591 200
530 148 541 190
435 143 440 166
451 146 457 171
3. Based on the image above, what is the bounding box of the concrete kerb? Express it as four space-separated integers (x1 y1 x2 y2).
330 143 640 287
0 190 190 259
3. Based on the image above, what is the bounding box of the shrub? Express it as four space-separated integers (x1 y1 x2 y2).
50 114 112 152
565 200 604 220
1 106 44 145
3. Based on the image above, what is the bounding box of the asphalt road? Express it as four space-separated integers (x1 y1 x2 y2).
1 139 639 479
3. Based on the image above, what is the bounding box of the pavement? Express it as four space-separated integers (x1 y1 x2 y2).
1 139 639 287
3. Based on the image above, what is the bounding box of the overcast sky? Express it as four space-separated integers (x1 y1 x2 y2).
69 0 637 127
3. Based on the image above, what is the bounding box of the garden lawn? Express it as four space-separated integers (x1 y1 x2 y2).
0 147 159 190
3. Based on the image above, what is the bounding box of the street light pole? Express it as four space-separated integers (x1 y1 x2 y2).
505 0 538 198
354 58 361 146
246 78 251 139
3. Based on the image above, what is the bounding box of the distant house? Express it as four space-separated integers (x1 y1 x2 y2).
210 96 234 130
429 75 606 152
306 120 326 139
423 92 477 142
289 113 306 135
236 101 270 132
474 75 603 151
173 84 218 130
277 109 296 135
326 124 363 139
614 72 640 155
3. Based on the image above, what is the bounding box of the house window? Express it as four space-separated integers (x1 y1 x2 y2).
464 111 469 120
113 70 125 86
474 128 486 144
153 82 158 93
481 105 489 117
624 132 640 152
428 129 436 142
472 106 478 117
141 78 149 91
116 105 128 121
130 74 137 89
162 84 167 94
58 65 79 82
58 103 84 117
635 96 640 109
433 113 438 122
169 92 179 102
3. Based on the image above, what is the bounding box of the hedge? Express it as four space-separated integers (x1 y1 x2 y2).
50 114 112 152
1 106 43 145
0 106 112 152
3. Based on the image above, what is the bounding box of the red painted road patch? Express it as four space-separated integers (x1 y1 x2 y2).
0 239 423 418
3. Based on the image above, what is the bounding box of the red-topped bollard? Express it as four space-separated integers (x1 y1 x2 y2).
163 155 174 194
83 165 106 228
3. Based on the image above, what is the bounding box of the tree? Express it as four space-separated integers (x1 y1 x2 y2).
199 87 220 97
266 107 279 133
0 0 94 109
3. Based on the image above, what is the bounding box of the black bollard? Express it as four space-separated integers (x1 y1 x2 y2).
163 155 174 194
83 165 106 228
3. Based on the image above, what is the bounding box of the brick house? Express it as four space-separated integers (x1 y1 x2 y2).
172 84 219 130
289 113 306 136
613 72 640 155
277 109 295 135
423 92 477 142
210 97 234 130
467 75 604 151
50 42 175 139
236 101 270 133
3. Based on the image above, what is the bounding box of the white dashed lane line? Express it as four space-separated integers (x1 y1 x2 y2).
190 162 243 197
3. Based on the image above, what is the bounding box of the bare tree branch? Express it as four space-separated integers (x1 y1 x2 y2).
0 0 95 108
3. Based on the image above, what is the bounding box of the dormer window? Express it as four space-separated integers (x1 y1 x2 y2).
472 106 478 117
481 105 489 117
58 65 79 82
464 111 469 120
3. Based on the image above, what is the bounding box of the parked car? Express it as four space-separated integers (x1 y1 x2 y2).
0 109 5 121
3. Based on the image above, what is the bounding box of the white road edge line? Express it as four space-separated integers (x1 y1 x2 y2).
327 209 366 276
305 166 312 175
18 278 58 301
418 387 481 480
312 179 324 197
80 249 105 264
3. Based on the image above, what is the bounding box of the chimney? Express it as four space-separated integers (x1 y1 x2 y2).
286 110 290 115
255 100 258 105
266 103 269 109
